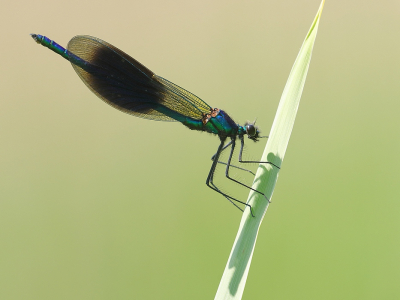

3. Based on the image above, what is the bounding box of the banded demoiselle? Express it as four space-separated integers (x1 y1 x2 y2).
31 34 279 216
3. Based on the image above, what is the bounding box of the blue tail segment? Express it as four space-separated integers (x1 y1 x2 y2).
31 34 90 71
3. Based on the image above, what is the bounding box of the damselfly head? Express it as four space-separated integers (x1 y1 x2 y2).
244 121 260 142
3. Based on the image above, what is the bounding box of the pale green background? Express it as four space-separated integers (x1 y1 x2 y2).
1 0 399 299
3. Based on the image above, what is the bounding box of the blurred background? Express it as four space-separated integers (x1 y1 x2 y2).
1 0 399 299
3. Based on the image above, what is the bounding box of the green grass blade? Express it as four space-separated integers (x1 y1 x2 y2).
214 1 325 299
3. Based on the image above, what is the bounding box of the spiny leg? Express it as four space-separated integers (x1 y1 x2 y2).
211 140 255 175
208 170 244 213
206 137 254 216
207 140 245 212
238 136 281 169
224 138 271 203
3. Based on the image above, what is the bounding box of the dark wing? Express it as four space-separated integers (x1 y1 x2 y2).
67 35 212 121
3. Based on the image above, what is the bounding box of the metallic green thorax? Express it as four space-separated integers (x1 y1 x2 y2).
183 109 243 138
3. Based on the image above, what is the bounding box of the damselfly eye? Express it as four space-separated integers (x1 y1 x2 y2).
246 124 256 137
